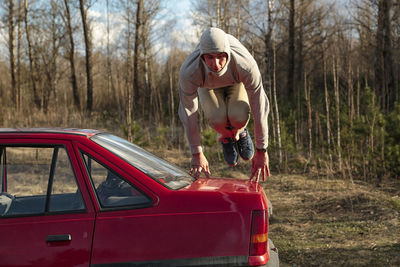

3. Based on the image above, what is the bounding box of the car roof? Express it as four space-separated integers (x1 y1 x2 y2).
0 128 102 138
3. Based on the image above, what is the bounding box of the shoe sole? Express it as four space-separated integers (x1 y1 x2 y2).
240 155 254 161
221 139 239 167
238 130 254 161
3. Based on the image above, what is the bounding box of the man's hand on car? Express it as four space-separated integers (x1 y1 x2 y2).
189 152 211 178
250 150 270 182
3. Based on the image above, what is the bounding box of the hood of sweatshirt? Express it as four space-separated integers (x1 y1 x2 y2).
199 27 231 77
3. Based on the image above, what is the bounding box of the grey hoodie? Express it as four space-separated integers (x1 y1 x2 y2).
178 27 269 154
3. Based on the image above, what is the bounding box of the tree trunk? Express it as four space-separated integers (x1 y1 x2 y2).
296 0 304 93
356 66 360 118
333 56 342 172
375 0 396 112
287 0 295 102
323 51 332 168
133 0 142 116
141 10 155 121
24 0 40 109
43 2 58 114
381 0 396 111
273 42 283 170
8 0 16 108
16 0 22 111
304 72 312 160
64 0 80 110
216 0 221 28
347 53 355 174
125 3 133 142
207 0 212 27
168 60 175 139
79 0 93 115
106 0 120 117
265 0 275 145
236 0 241 38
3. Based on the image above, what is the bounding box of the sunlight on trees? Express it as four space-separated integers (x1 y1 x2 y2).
0 0 399 181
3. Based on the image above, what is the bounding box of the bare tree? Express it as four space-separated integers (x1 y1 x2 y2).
323 49 332 168
132 0 142 116
78 0 93 114
8 0 16 108
23 0 40 109
375 0 396 112
192 0 248 35
287 0 295 101
117 0 136 141
332 55 342 173
141 0 161 122
63 0 80 110
304 72 312 160
16 0 22 111
39 0 62 113
105 0 120 116
272 41 283 170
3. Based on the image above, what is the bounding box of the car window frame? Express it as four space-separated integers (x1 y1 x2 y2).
74 142 157 212
0 140 89 218
90 133 196 190
0 146 6 192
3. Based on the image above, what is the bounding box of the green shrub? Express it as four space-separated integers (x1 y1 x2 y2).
121 121 149 147
385 103 400 177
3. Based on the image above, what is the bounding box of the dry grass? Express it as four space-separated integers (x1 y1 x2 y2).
265 175 400 267
0 107 116 133
5 147 80 196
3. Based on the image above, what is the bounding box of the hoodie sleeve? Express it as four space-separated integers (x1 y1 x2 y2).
228 35 269 150
240 60 270 150
178 72 203 155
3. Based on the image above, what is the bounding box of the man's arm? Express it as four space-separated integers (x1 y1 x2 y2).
229 34 270 150
238 57 270 181
241 66 270 151
178 82 202 155
178 81 211 178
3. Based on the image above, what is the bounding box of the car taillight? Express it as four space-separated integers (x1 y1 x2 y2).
250 210 268 256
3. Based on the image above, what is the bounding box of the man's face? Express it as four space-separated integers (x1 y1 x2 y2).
202 52 228 72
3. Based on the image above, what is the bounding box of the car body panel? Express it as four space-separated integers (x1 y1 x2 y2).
0 138 96 267
1 213 95 267
76 142 260 264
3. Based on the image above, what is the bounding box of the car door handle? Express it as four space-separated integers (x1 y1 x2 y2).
46 234 72 242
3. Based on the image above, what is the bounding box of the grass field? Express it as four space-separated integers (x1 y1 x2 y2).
265 174 400 267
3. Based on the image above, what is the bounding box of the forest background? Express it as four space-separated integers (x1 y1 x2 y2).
0 0 399 184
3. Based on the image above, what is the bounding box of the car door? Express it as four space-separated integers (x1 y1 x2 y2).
0 140 96 267
75 143 165 265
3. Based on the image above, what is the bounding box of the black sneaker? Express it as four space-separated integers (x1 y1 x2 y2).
237 129 254 161
221 138 238 166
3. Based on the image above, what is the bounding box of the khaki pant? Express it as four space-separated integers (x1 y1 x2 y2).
198 83 250 141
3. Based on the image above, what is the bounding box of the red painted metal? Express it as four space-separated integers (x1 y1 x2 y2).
0 129 272 266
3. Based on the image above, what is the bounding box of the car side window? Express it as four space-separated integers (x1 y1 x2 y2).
81 153 152 209
0 146 85 217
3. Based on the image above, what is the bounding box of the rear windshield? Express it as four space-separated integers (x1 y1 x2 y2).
91 133 195 190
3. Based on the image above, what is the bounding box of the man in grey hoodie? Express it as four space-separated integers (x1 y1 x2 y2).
178 27 270 182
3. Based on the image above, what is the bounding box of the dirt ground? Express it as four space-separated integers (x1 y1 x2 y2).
159 148 400 267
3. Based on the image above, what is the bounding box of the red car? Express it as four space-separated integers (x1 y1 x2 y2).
0 128 278 267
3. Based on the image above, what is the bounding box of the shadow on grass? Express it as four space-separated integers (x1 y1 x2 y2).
278 244 400 267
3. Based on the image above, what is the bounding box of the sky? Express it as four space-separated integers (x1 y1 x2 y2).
0 0 198 63
88 0 199 59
